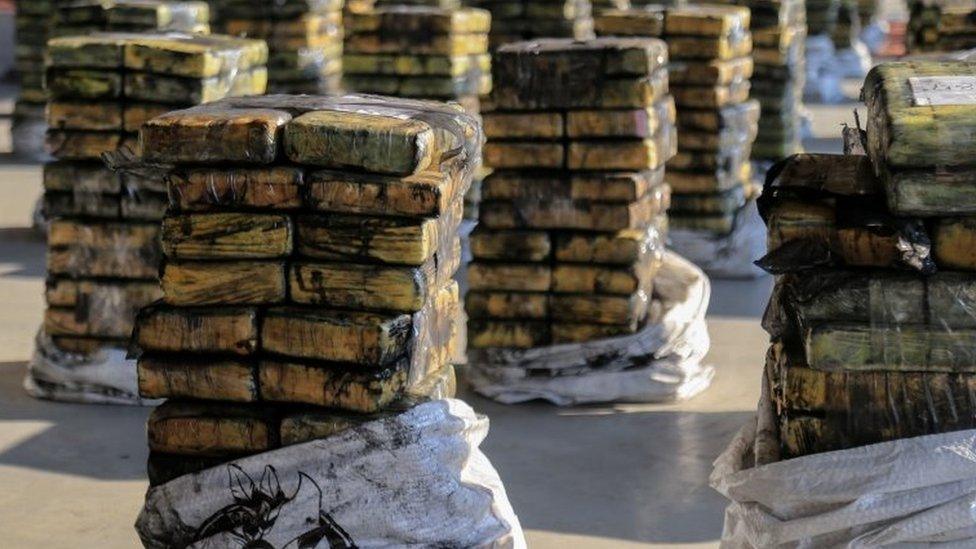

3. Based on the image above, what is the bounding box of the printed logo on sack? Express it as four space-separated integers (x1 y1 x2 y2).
191 464 357 548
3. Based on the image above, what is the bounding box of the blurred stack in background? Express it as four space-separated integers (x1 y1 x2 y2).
11 0 213 159
342 6 491 220
12 0 57 159
29 32 267 404
464 0 595 48
595 4 766 277
208 0 345 93
727 0 806 163
907 0 976 53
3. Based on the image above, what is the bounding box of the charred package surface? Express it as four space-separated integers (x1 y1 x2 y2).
754 63 976 456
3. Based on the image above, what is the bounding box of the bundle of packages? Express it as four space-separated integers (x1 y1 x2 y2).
27 32 267 404
463 0 595 49
343 6 492 219
908 0 976 53
51 0 211 37
712 0 806 162
754 61 976 458
13 0 61 158
467 38 713 404
714 71 976 538
209 0 345 93
128 95 523 547
595 4 764 277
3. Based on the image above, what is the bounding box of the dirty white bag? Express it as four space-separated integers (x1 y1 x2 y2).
467 251 713 405
711 381 976 548
25 330 154 406
669 202 767 279
136 399 526 549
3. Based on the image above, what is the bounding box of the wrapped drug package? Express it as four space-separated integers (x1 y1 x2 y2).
595 4 765 277
463 0 595 48
12 0 211 159
908 0 976 53
466 37 712 404
207 0 345 94
713 61 976 547
342 5 492 220
127 94 523 547
27 32 268 404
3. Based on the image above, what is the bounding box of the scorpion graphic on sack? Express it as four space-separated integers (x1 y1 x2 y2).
190 464 357 549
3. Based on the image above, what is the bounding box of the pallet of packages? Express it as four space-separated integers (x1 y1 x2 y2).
468 37 673 348
130 93 475 482
754 62 976 457
30 32 266 403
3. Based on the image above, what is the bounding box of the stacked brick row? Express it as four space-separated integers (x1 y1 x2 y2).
763 62 976 457
464 0 596 49
468 38 673 348
209 0 345 93
132 94 475 483
40 33 266 359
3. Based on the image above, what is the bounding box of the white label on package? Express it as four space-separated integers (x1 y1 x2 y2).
909 76 976 106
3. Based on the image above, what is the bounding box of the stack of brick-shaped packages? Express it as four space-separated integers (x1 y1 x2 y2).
343 6 491 219
464 0 595 49
209 0 345 94
50 0 210 37
760 62 976 458
13 0 57 154
468 38 673 348
13 0 209 156
908 0 976 53
131 95 475 483
596 4 760 235
713 0 805 162
41 33 267 358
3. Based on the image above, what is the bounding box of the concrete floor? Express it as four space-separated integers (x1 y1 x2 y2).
0 95 858 547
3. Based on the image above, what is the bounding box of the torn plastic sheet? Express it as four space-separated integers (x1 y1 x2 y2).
466 251 713 405
711 378 976 548
25 329 157 406
136 398 526 549
669 200 767 279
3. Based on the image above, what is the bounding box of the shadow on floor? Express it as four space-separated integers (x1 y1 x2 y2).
0 361 150 480
0 227 44 278
464 389 751 545
707 275 774 319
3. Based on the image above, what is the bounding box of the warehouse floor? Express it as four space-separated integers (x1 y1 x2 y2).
0 90 863 548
